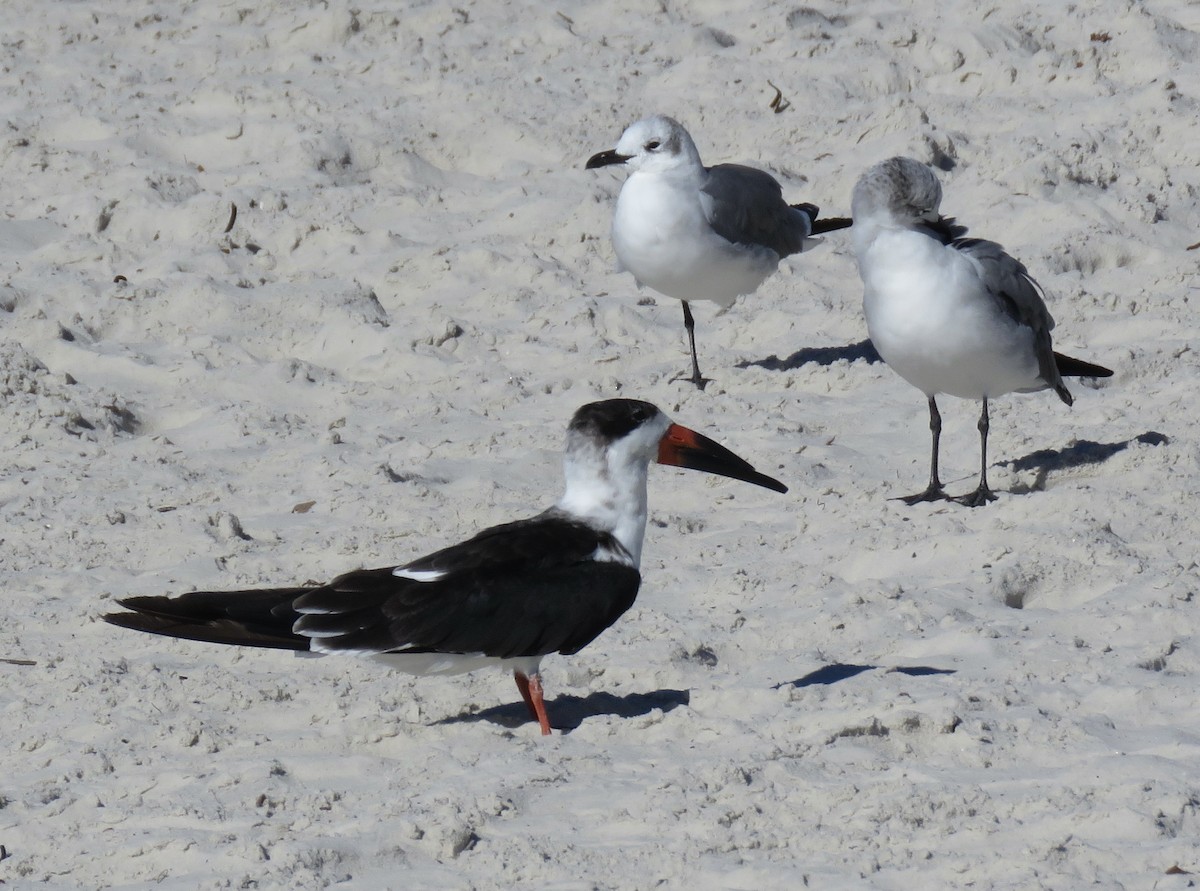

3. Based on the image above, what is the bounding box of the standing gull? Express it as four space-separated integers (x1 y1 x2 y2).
587 114 851 389
851 157 1113 506
105 399 786 736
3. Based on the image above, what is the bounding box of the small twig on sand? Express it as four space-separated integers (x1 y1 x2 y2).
768 81 791 114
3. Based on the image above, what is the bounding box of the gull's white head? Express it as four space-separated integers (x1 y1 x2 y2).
586 115 703 177
851 156 943 227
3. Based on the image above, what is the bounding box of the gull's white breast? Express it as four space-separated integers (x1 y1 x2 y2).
860 229 1042 400
613 171 779 307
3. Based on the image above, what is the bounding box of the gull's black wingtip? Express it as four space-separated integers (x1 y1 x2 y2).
790 203 853 235
811 216 853 234
1054 352 1114 379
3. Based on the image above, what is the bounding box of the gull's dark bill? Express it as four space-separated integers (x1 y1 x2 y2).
585 148 631 169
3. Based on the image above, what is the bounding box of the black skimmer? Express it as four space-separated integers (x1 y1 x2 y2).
105 399 787 735
586 114 851 389
851 156 1113 506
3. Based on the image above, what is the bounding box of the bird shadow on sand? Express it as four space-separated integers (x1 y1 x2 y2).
738 338 882 372
1001 431 1168 489
437 688 691 734
774 663 955 689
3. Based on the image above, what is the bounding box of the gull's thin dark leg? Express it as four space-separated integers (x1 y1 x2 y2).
679 300 708 390
901 394 948 504
954 397 998 507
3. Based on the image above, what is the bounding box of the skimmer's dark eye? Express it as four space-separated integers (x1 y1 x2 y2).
645 140 661 151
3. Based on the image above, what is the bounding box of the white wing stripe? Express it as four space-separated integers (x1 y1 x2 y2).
393 566 447 582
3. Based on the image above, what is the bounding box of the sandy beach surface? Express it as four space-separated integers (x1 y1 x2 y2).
3 0 1199 887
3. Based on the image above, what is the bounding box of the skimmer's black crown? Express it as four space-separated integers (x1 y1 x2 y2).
569 399 661 443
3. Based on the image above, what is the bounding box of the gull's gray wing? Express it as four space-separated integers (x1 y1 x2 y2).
952 237 1071 402
699 163 813 258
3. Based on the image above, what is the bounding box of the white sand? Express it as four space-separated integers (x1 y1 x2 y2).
3 0 1199 887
